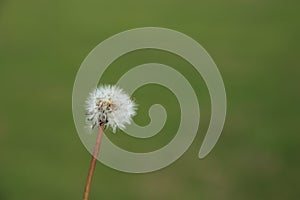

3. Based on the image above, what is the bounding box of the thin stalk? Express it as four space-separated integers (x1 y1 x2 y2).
83 125 104 200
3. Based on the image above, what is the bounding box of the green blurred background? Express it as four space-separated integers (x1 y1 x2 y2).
1 0 299 199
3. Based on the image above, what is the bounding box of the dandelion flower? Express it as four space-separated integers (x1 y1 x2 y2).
86 85 137 132
83 85 137 200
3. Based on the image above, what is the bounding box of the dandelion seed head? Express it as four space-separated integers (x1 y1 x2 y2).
86 85 137 133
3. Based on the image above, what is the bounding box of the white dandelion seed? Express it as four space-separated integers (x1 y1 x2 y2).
85 85 137 133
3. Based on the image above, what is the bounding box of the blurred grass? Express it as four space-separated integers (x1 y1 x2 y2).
0 0 300 199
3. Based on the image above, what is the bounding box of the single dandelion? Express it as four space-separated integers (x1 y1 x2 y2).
83 85 137 200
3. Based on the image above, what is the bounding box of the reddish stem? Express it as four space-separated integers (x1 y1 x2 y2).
83 125 104 200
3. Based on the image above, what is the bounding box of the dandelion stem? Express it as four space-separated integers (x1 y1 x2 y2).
83 125 104 200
